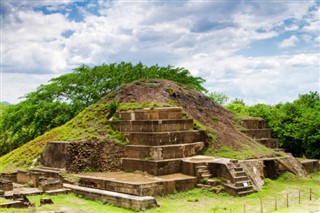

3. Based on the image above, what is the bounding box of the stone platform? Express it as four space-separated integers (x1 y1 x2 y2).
64 183 158 211
76 171 197 196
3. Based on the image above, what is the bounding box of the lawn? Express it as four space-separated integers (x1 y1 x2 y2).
0 171 319 213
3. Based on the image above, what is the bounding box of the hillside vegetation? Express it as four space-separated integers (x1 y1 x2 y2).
226 92 320 159
0 80 276 172
0 62 205 156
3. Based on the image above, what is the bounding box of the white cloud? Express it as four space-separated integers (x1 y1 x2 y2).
279 35 299 48
1 1 319 104
178 53 320 105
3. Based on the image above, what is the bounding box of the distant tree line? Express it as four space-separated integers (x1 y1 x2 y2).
224 91 320 159
0 62 206 156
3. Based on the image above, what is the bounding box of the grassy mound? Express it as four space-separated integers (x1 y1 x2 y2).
0 80 276 172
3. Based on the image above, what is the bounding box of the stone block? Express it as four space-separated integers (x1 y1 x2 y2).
300 159 320 174
0 173 17 182
111 119 194 132
241 129 272 139
125 142 204 160
0 179 13 191
125 130 206 146
257 138 279 148
39 177 63 192
17 171 43 187
116 107 183 121
122 158 182 176
41 141 70 168
240 118 266 129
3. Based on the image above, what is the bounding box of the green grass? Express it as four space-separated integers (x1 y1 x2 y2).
0 172 319 212
0 100 174 172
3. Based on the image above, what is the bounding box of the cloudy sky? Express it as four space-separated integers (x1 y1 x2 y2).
1 0 319 105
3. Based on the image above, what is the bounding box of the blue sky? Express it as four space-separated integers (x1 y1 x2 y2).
1 0 319 105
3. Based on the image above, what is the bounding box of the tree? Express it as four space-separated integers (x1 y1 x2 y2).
226 92 320 158
208 92 229 105
0 62 206 156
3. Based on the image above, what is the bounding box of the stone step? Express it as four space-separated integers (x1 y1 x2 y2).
234 176 250 182
223 183 254 196
45 188 72 195
257 138 279 148
196 184 211 189
125 142 205 160
207 179 218 186
63 183 158 211
240 118 266 129
116 107 183 121
274 148 285 152
235 181 252 187
32 167 62 179
112 119 194 132
122 158 182 176
197 169 209 174
234 167 243 172
201 174 212 179
230 160 239 164
125 130 206 146
234 171 246 177
241 129 272 139
196 165 208 169
238 189 256 196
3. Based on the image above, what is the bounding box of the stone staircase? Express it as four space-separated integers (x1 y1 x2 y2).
240 118 279 149
223 160 255 196
111 107 206 176
196 164 212 181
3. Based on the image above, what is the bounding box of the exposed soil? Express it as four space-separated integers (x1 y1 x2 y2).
101 79 276 158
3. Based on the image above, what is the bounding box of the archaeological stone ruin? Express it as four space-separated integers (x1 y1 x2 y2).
1 107 319 211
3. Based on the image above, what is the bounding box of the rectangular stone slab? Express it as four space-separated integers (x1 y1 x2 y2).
111 119 194 132
64 183 158 211
116 107 183 121
125 130 206 146
125 142 205 160
122 158 182 176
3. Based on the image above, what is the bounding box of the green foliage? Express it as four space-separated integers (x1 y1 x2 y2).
207 92 229 105
225 102 250 118
0 100 75 156
228 91 320 159
0 62 205 156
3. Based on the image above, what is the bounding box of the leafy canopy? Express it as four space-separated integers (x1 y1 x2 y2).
0 62 206 156
226 91 320 159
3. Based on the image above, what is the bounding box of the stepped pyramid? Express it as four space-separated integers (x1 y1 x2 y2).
111 107 206 175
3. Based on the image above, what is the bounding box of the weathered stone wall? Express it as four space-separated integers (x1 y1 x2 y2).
0 173 17 182
240 118 266 129
300 160 320 173
41 141 70 168
66 140 126 173
16 170 43 187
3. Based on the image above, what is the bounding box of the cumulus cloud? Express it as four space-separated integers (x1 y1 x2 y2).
1 0 319 104
278 35 299 48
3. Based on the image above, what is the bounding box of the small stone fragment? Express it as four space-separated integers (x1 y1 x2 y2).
40 198 54 205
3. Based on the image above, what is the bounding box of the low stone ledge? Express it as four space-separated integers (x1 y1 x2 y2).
64 184 159 211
